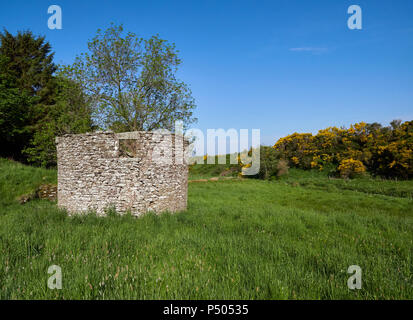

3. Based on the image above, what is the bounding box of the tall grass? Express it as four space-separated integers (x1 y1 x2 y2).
0 158 412 299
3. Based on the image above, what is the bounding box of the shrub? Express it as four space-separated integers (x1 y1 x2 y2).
248 146 287 180
338 159 366 179
276 159 289 177
273 120 412 179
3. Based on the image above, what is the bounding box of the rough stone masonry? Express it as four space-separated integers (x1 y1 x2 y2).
56 131 188 216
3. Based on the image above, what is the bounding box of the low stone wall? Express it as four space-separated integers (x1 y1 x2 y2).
56 131 188 216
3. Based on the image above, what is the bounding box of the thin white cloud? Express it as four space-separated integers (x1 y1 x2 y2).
289 47 328 54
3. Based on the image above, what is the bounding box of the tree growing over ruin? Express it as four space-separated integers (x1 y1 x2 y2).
63 23 197 132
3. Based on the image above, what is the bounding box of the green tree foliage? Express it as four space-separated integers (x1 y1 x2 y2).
0 30 57 160
255 146 285 180
238 146 288 180
63 23 196 132
0 55 34 159
0 29 94 166
0 29 56 103
23 74 95 167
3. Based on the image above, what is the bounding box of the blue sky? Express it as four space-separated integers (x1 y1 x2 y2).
1 0 412 146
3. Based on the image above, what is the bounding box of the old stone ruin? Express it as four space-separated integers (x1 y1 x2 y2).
56 131 189 216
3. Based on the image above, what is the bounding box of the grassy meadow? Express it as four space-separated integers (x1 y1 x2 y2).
0 158 412 299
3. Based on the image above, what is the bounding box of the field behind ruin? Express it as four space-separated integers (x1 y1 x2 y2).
0 158 412 299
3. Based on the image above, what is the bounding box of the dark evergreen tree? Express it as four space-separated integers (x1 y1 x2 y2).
0 29 57 161
0 55 33 159
0 29 56 103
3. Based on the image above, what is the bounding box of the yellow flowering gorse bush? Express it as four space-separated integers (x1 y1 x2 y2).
337 159 366 179
273 120 412 179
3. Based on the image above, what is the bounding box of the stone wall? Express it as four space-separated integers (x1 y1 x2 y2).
56 131 188 216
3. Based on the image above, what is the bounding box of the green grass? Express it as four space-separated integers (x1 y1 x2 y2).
188 154 241 180
283 168 413 199
0 158 412 299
